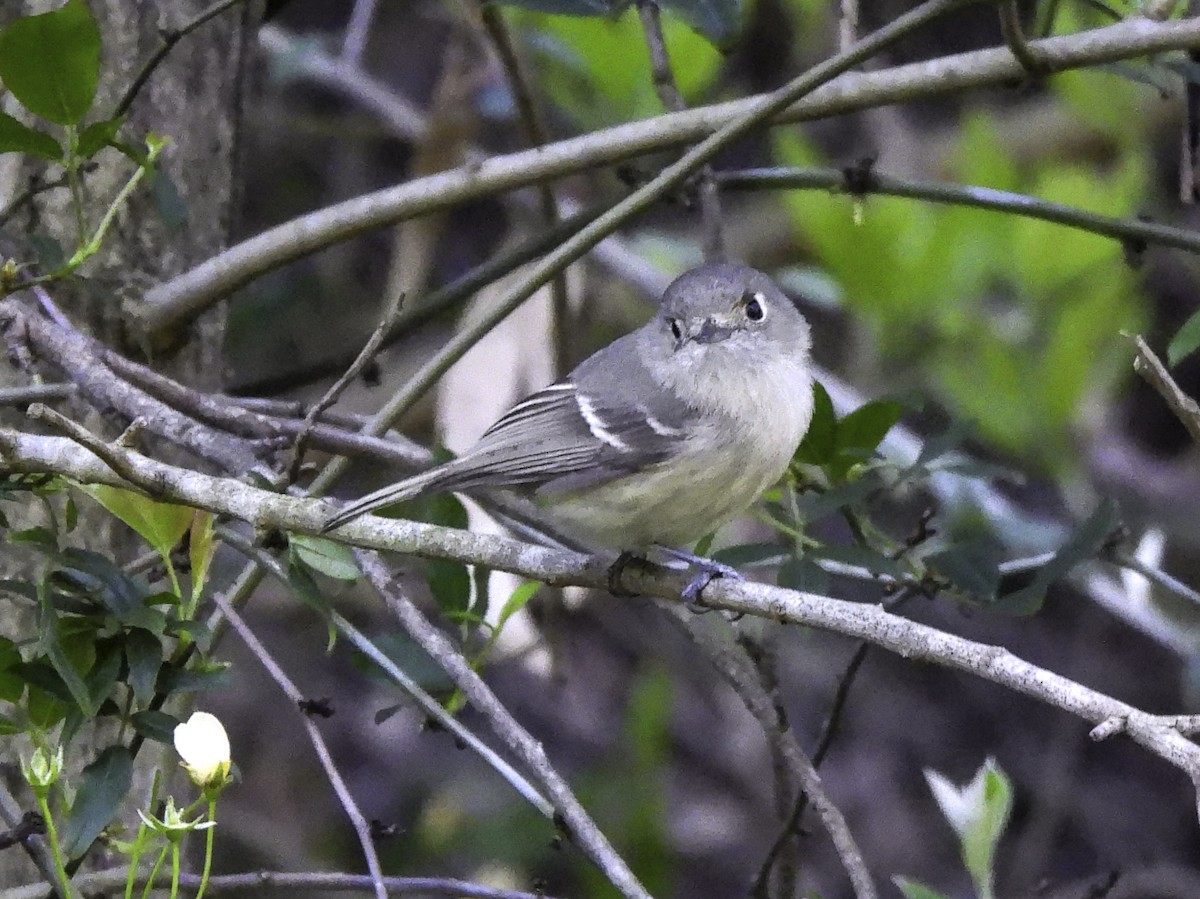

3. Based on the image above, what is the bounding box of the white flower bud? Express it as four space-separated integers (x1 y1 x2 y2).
173 712 230 789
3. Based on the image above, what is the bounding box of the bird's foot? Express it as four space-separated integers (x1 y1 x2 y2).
606 551 645 597
657 546 745 611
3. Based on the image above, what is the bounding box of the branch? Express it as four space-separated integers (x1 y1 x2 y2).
719 166 1200 256
137 16 1200 336
356 552 652 899
1130 333 1200 445
662 606 876 899
6 430 1200 819
0 297 262 473
1 868 565 899
207 587 389 899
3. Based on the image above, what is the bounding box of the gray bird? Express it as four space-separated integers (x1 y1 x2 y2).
325 263 814 592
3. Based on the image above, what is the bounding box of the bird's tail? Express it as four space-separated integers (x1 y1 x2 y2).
321 466 447 533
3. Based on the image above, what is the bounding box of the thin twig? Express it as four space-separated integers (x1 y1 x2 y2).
341 0 379 66
286 301 404 485
719 166 1200 256
635 0 725 261
208 589 389 899
27 404 149 488
478 3 573 376
0 175 70 231
356 551 654 899
1130 334 1200 446
114 0 251 116
1 868 565 899
999 0 1049 77
214 529 557 823
0 780 61 899
662 605 877 899
138 14 1200 332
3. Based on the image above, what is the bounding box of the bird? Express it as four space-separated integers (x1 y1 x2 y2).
324 262 814 598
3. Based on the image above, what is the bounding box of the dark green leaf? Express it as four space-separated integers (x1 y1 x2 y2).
56 547 148 616
835 400 905 455
156 662 230 694
291 534 360 581
130 709 180 744
38 602 94 714
0 711 25 735
9 526 58 550
83 641 122 712
0 111 60 159
894 877 953 899
777 557 830 594
76 115 123 158
1000 499 1120 614
427 558 471 614
64 495 77 532
61 746 133 859
285 559 333 619
26 686 68 730
660 0 744 49
790 474 882 523
29 234 65 270
712 543 789 568
424 492 469 530
928 540 1003 601
0 0 101 125
794 381 836 465
1168 312 1200 366
124 629 162 703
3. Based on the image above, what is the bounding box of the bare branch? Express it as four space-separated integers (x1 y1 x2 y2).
356 551 653 899
1130 334 1200 446
208 588 389 899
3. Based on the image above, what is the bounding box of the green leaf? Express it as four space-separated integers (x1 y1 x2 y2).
660 0 744 48
794 381 836 464
712 543 788 568
0 111 61 159
893 877 953 899
835 400 905 455
0 0 101 125
124 629 162 703
78 485 193 567
999 498 1119 614
927 540 1003 602
188 510 216 601
60 746 133 859
291 534 361 581
83 640 122 713
56 547 148 617
1168 312 1200 366
148 167 187 229
156 661 230 694
130 709 180 744
76 114 124 158
427 558 471 614
38 598 94 714
776 556 830 594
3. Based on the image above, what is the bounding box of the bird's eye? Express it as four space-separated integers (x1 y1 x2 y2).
744 291 766 321
668 317 683 341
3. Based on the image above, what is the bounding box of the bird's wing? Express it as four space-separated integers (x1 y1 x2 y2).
428 375 693 495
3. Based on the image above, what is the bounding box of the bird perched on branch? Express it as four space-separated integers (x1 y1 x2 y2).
325 262 814 599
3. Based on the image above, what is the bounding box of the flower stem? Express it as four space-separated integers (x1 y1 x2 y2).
194 800 217 899
36 793 75 899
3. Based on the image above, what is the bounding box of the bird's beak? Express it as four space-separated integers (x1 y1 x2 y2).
688 316 736 345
